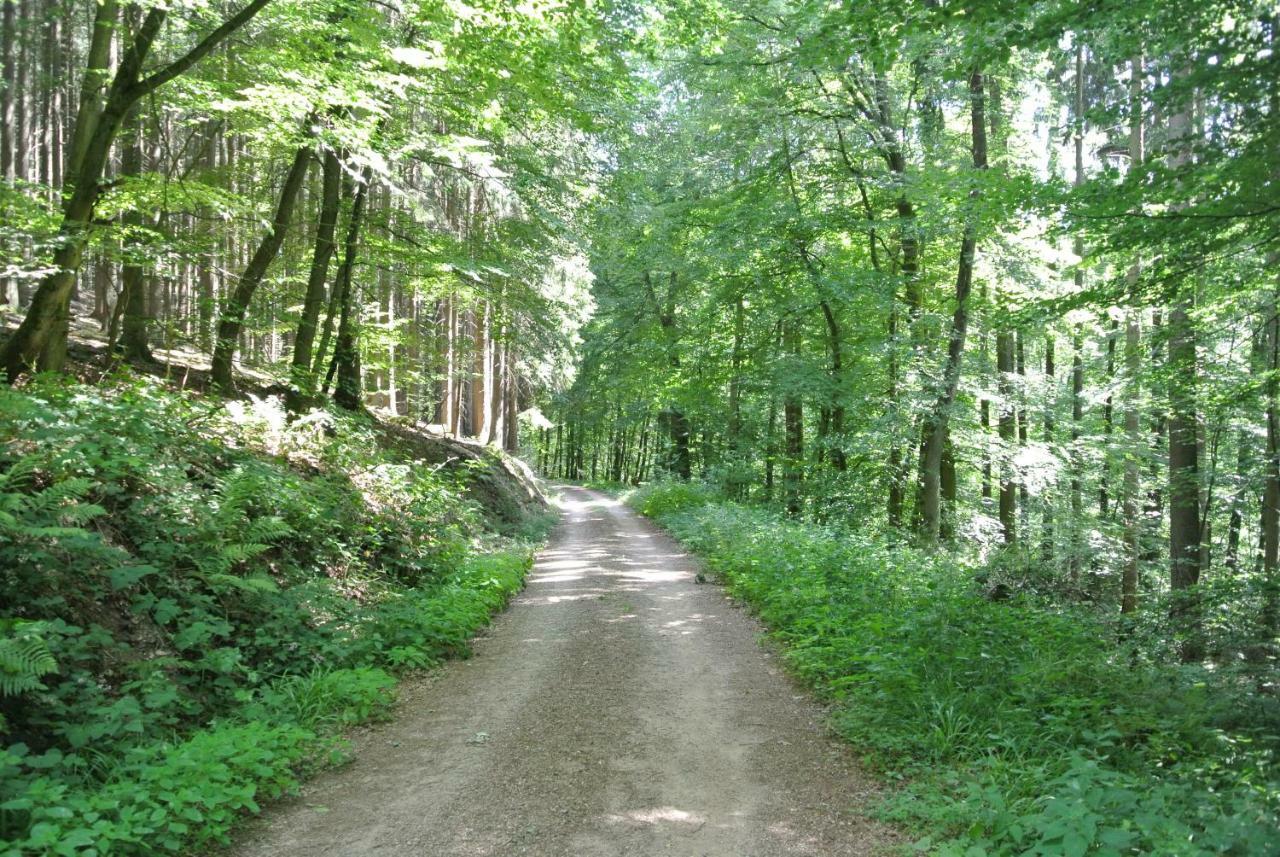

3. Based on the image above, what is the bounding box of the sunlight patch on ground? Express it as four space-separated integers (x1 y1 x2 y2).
605 806 707 829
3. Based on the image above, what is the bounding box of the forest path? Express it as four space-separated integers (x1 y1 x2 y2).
234 486 895 857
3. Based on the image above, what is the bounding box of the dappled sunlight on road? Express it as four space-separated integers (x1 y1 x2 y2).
604 805 707 829
233 484 890 857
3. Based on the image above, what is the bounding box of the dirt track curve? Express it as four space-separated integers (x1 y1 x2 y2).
234 486 895 857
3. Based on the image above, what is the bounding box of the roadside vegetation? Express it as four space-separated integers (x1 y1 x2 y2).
629 482 1279 855
0 374 543 855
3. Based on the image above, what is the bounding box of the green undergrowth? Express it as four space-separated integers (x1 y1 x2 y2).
627 482 1279 856
0 374 540 855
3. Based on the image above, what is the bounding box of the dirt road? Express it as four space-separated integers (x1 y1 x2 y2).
234 486 894 856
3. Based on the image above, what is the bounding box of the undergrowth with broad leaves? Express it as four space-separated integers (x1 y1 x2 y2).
0 374 542 856
628 482 1279 856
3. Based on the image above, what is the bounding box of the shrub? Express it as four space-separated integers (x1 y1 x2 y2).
625 480 718 518
0 376 535 854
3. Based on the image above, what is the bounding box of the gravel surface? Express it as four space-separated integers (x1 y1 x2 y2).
233 486 898 857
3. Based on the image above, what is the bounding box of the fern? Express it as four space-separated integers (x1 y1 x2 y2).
0 621 58 696
204 573 280 595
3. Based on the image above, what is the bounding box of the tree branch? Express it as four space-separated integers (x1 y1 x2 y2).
132 0 273 98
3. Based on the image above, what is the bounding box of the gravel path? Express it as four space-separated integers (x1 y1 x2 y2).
233 486 897 857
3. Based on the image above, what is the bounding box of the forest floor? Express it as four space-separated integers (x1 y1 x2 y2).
232 485 898 857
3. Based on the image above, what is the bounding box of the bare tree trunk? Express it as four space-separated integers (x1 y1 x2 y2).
211 142 311 390
330 172 371 410
1042 336 1056 561
117 105 152 362
997 329 1017 544
1070 330 1084 576
1166 72 1202 661
920 69 988 544
0 0 13 187
1068 44 1087 578
980 285 993 505
819 300 847 472
288 146 340 403
504 338 518 453
1262 274 1280 637
783 316 804 517
1121 53 1145 615
471 303 487 438
887 302 905 526
487 315 504 445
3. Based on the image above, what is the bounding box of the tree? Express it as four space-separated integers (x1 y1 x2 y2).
0 0 273 380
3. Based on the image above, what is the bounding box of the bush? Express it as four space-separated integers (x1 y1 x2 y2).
626 480 718 518
633 497 1280 855
0 375 535 854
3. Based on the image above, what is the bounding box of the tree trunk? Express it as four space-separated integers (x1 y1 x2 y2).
330 171 371 410
1121 53 1145 615
1042 335 1056 561
211 142 312 390
0 0 272 381
0 0 13 186
1070 331 1084 577
1166 74 1203 662
289 146 341 403
1261 277 1280 637
819 300 847 472
503 339 518 452
920 69 988 544
783 317 804 517
117 106 152 362
997 329 1017 544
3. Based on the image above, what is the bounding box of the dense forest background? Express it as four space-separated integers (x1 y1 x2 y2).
1 0 614 426
2 0 1279 853
541 0 1280 667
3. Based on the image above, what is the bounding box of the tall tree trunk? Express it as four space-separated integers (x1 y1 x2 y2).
887 301 905 527
727 293 745 495
288 146 340 403
1070 331 1084 577
487 321 504 445
117 106 152 361
1100 319 1117 518
0 0 13 187
503 338 518 452
1166 74 1202 661
819 300 847 472
645 270 690 479
764 395 777 500
1261 274 1280 638
997 329 1017 544
980 284 994 505
327 171 370 410
67 0 116 189
1016 331 1029 531
210 142 311 390
783 317 804 517
1067 43 1088 579
920 69 988 544
1042 336 1056 560
471 303 487 438
1121 52 1145 615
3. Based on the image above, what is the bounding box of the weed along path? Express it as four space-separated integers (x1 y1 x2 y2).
235 486 895 857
